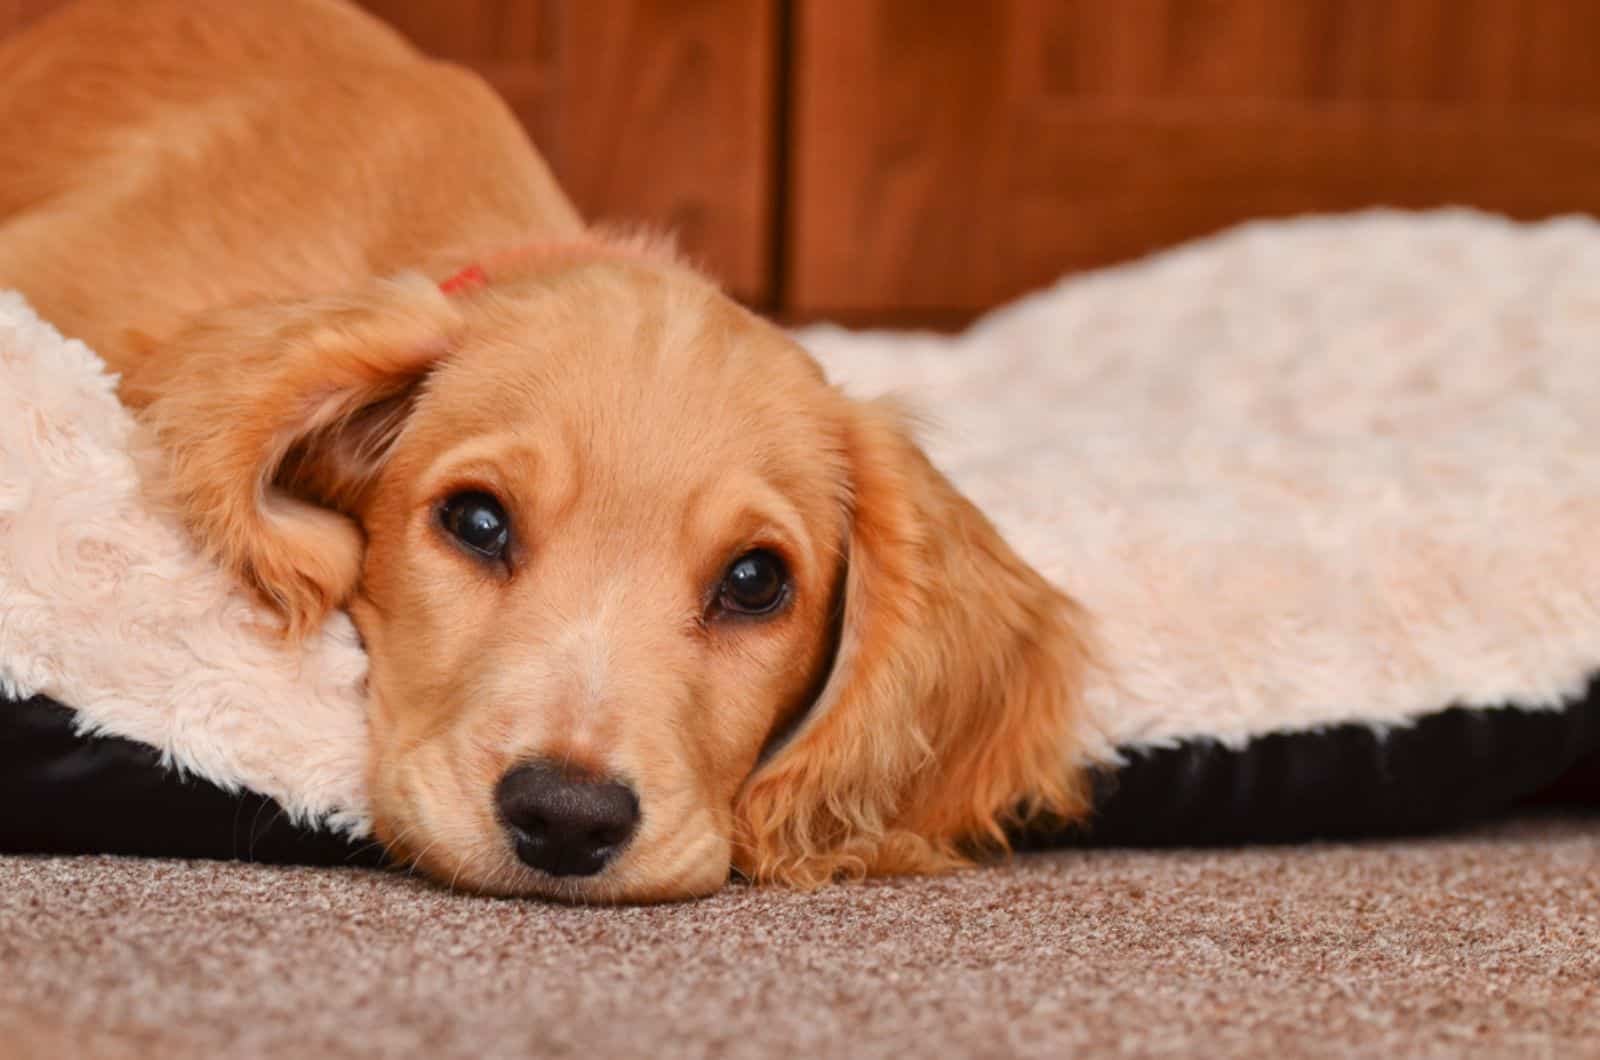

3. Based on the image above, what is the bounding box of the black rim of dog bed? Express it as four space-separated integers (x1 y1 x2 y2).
0 695 382 867
4 678 1597 870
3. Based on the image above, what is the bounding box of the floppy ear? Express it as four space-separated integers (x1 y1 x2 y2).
732 400 1092 887
124 275 463 638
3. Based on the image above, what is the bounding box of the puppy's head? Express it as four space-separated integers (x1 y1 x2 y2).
133 242 1089 901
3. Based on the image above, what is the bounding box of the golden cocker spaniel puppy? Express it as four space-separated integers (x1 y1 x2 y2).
0 0 1089 900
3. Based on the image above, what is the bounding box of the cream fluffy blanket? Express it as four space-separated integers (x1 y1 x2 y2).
0 292 371 834
4 210 1599 835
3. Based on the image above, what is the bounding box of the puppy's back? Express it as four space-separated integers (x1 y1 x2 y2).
0 0 580 366
0 0 420 211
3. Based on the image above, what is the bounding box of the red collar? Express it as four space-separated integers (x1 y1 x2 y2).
439 263 490 295
436 234 678 297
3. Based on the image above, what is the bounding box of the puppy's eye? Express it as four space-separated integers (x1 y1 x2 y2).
440 490 510 559
718 549 788 615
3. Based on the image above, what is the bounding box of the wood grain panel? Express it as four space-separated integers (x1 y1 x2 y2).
1022 0 1600 105
1000 104 1600 299
360 0 548 60
789 0 1600 318
360 0 554 139
544 0 778 304
365 0 776 303
789 1 1006 318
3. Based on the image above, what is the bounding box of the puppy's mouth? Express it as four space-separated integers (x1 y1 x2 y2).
373 775 730 903
377 817 632 901
491 831 732 904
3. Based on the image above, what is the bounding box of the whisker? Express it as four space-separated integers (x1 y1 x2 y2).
405 837 443 877
448 853 471 892
369 823 419 868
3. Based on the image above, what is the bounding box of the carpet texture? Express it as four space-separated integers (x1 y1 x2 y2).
4 813 1597 1059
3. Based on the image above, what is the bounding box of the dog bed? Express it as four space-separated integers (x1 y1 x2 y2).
4 209 1598 867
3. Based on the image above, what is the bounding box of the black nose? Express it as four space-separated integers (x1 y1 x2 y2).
495 762 640 877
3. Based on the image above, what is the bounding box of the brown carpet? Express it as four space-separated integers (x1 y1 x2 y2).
3 814 1597 1059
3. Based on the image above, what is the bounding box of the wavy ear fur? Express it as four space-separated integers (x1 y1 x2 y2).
125 274 463 638
733 400 1091 887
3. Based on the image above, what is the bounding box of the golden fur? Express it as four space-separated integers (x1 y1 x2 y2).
0 0 1089 900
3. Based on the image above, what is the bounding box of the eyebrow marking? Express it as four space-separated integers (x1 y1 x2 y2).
680 475 810 569
417 431 532 488
417 432 582 538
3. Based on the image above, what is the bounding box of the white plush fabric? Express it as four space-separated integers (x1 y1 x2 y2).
4 209 1598 833
802 209 1600 762
0 291 371 835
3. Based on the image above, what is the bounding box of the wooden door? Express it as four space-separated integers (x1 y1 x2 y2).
786 0 1600 320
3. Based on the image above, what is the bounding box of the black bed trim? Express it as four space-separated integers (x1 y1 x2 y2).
3 678 1598 868
0 695 381 866
1029 674 1600 848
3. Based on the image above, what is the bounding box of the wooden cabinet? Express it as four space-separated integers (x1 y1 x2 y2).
788 0 1600 319
10 1 1600 322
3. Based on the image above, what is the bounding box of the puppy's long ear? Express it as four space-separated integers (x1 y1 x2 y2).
733 400 1091 887
125 275 463 638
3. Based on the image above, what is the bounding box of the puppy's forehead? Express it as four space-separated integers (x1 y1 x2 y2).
427 263 840 460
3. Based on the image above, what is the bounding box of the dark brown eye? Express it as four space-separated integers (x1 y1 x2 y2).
440 490 510 559
718 549 788 615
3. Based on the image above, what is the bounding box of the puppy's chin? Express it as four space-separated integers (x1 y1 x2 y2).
367 779 733 904
383 826 732 904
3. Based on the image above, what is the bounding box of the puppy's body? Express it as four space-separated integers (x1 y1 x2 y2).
0 0 1089 901
0 0 579 368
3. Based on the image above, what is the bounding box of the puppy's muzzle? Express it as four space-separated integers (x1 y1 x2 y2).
495 761 640 877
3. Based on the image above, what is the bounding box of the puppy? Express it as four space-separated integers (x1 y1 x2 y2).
0 0 1090 901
